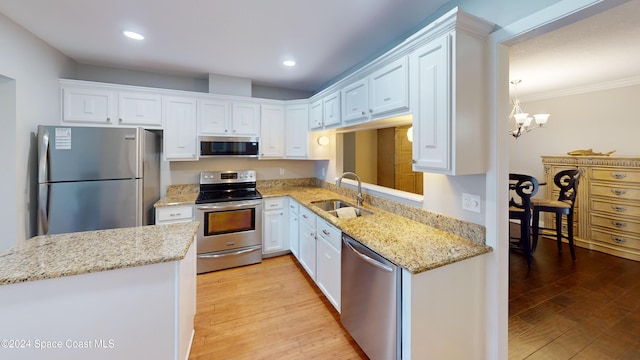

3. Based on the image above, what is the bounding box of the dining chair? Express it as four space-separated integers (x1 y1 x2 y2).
531 169 580 261
509 173 539 268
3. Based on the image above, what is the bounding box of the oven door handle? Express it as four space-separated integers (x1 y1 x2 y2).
197 247 261 259
196 200 262 211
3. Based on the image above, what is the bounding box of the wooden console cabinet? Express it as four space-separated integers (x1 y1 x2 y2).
542 155 640 261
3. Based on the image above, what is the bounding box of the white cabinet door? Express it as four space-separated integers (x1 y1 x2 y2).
118 92 162 127
316 218 341 312
62 86 115 125
309 99 323 130
285 104 309 158
342 78 369 123
288 199 300 259
232 102 260 135
198 98 230 135
260 105 285 158
163 96 198 161
298 207 317 280
263 210 286 253
323 91 341 127
369 56 409 116
410 35 450 172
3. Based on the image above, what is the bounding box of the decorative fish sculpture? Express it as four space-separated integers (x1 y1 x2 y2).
567 149 616 156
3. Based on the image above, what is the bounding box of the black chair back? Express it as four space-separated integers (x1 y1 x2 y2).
554 169 580 209
509 174 539 212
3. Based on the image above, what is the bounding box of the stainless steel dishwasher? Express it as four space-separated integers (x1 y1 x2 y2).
341 234 401 360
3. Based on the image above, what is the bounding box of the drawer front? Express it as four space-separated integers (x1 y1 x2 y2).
591 168 640 184
317 217 341 249
590 213 640 236
590 199 640 218
299 206 316 228
264 197 285 211
591 227 640 251
156 205 194 223
590 183 640 202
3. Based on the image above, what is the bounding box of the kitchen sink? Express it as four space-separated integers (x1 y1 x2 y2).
311 199 373 218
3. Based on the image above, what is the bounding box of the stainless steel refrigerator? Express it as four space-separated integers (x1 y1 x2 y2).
37 125 160 235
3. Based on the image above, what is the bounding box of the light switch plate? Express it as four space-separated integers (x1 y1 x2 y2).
462 193 481 213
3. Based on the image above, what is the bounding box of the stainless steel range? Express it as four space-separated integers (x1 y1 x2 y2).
195 170 263 274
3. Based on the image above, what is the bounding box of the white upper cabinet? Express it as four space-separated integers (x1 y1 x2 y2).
62 85 115 125
231 102 260 136
285 103 309 158
118 91 162 127
198 99 259 136
369 56 408 116
309 91 341 130
163 96 197 161
410 11 493 175
342 78 369 123
61 80 162 128
260 104 285 158
198 98 230 135
341 57 408 125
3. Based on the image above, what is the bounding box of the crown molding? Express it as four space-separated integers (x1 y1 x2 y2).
520 75 640 102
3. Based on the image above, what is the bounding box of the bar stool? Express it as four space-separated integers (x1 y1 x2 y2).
509 173 539 268
531 169 580 261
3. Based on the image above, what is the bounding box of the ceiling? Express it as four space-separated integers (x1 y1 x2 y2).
0 0 638 96
509 0 640 98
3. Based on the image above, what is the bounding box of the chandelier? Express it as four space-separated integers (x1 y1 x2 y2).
509 80 550 138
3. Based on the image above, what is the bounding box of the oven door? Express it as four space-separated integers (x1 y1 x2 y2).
196 200 263 254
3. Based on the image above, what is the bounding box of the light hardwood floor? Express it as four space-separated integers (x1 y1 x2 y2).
189 254 367 360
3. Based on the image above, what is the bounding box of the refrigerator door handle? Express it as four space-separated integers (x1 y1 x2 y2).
38 184 49 235
38 127 49 184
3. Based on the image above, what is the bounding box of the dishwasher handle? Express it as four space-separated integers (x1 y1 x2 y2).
343 237 394 273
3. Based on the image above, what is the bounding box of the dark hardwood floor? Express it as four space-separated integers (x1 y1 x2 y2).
509 229 640 359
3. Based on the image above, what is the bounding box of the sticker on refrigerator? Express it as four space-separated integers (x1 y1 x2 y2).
55 128 71 150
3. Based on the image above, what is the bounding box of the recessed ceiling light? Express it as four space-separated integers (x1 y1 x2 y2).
123 30 144 40
283 60 296 67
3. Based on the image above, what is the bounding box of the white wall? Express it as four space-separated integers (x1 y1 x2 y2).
509 83 640 186
0 77 16 251
0 12 75 246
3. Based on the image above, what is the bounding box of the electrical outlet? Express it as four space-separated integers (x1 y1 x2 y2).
462 193 481 213
279 168 285 175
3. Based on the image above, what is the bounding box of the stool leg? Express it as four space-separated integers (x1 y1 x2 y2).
555 213 563 253
531 209 540 253
567 213 576 261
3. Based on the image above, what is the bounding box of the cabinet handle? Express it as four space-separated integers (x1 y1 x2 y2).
611 236 626 244
412 159 417 164
611 205 627 212
611 172 627 179
384 97 391 102
612 221 627 228
170 213 181 217
302 214 308 219
611 189 627 196
322 229 330 236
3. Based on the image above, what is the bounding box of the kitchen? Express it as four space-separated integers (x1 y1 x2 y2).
0 0 635 359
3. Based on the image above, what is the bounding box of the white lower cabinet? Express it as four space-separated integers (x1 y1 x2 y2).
316 217 341 312
298 206 317 280
288 198 300 259
155 205 194 224
262 197 288 256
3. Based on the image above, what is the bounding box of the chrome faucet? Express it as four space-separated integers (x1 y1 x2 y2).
336 172 363 207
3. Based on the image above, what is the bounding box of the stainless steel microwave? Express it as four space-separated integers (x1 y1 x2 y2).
199 136 259 157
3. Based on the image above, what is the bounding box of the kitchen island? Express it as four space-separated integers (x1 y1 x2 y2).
0 222 198 360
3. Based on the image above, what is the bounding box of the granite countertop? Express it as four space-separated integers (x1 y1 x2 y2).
154 184 199 207
0 222 199 286
259 186 492 274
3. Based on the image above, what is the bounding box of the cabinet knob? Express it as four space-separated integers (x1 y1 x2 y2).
412 159 417 164
106 117 111 122
611 236 626 244
369 109 373 113
119 118 123 123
